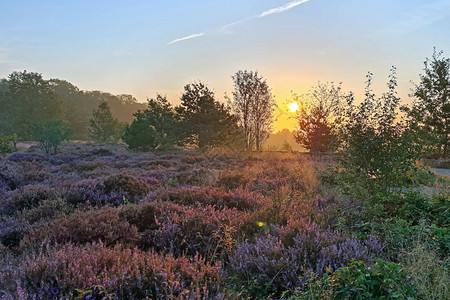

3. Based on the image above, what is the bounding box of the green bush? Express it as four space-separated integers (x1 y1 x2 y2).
0 134 16 157
297 260 415 300
339 68 423 194
34 120 72 154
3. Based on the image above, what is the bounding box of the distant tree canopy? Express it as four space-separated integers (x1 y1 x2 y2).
123 95 181 151
177 82 241 149
230 70 275 151
294 82 345 153
89 101 123 143
408 48 450 156
49 79 145 140
0 71 62 139
0 71 145 143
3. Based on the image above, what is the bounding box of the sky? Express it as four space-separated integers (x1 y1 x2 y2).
1 0 450 131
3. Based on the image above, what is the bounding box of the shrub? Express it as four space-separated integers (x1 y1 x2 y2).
120 201 252 259
0 216 29 248
299 260 415 299
339 68 422 194
34 120 72 154
103 172 150 199
366 192 449 227
0 134 16 157
63 179 126 207
175 167 219 186
217 172 245 190
17 243 222 299
157 186 266 211
148 205 251 260
228 227 384 297
7 185 58 213
0 160 23 190
19 198 73 224
21 208 139 248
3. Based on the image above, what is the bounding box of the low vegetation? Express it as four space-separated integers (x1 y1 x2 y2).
0 145 448 299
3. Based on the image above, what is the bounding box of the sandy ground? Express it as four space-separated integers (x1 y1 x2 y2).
432 168 450 177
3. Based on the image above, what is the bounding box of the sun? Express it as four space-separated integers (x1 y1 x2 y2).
288 102 299 113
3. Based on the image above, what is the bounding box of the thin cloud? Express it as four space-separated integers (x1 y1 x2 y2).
174 1 311 43
260 0 310 18
222 0 310 32
221 17 255 33
168 32 205 45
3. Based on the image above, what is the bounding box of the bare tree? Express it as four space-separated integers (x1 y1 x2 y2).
230 70 275 151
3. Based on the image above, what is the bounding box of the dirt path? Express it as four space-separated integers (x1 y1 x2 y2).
432 168 450 177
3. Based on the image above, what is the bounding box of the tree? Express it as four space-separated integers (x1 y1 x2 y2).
339 68 420 193
5 71 62 139
177 82 240 149
230 70 275 151
48 79 146 140
34 120 72 154
294 82 345 153
410 48 450 156
89 101 122 143
123 95 181 151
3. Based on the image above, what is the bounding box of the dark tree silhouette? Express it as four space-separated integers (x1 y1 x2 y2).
177 82 239 149
123 95 180 151
230 70 275 151
410 48 450 156
294 82 344 153
89 101 122 143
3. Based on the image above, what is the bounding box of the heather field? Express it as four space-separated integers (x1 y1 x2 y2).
0 144 448 299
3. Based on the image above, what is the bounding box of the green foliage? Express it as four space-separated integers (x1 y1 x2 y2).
0 134 17 157
177 82 241 149
49 79 145 140
89 101 122 143
227 274 277 299
34 120 72 154
409 48 450 156
294 82 344 153
339 68 422 194
123 94 181 151
298 260 415 300
0 71 62 139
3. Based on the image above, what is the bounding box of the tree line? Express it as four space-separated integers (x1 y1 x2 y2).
0 48 448 163
122 71 275 152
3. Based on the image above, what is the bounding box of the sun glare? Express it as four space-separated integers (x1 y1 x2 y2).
289 102 299 113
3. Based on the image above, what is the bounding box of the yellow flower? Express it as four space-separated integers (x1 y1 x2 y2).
258 222 264 227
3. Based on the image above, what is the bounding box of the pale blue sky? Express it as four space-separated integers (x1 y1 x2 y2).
1 0 449 129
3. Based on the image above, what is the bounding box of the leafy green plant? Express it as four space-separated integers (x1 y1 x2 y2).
0 134 16 157
339 68 422 194
34 120 72 154
298 260 415 300
123 94 181 151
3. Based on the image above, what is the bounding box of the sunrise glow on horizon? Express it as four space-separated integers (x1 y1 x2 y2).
1 0 449 131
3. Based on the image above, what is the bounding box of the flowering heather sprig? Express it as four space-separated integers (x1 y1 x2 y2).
16 242 223 299
21 207 140 248
156 186 266 211
229 226 384 291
